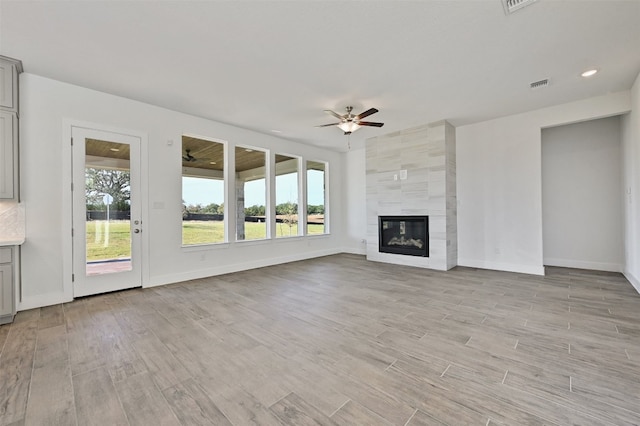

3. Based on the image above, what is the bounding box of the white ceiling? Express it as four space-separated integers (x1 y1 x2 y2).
1 1 639 151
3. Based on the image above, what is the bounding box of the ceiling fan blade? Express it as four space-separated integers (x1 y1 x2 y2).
358 121 384 127
324 110 344 120
315 123 340 127
355 108 378 120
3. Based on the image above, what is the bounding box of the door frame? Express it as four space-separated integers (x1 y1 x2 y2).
62 120 149 300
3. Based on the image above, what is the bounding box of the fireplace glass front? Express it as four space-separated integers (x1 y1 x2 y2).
378 216 429 257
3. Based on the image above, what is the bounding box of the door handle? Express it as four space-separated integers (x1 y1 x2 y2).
134 229 141 233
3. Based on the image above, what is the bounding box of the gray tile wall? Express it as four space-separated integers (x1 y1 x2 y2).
365 121 457 270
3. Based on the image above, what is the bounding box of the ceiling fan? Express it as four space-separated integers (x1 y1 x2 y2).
316 106 384 135
182 149 197 162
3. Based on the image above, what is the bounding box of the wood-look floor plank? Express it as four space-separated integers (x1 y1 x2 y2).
330 399 393 425
114 372 180 426
37 305 64 330
197 380 285 426
0 324 9 354
0 312 38 425
404 410 448 426
162 379 232 426
72 367 128 426
24 325 76 425
131 335 191 391
269 392 338 426
66 329 106 376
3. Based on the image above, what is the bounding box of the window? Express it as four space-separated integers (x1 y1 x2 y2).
275 154 300 238
236 146 266 241
181 136 225 245
306 160 327 234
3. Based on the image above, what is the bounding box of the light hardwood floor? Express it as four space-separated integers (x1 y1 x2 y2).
1 254 640 425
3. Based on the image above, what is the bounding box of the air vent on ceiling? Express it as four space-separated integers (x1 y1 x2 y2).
530 79 549 90
502 0 538 15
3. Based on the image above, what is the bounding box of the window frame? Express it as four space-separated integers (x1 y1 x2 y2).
181 135 227 247
234 144 269 242
305 159 329 236
274 153 302 239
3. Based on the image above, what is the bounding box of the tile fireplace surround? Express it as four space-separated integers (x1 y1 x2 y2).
366 120 457 270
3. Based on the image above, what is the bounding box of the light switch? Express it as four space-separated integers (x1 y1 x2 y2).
400 170 408 180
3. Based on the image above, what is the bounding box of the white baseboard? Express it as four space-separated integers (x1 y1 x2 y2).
457 258 545 276
624 270 640 294
146 247 342 288
341 246 366 255
543 258 622 273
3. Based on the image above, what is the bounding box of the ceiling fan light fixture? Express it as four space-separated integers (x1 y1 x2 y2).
337 121 361 134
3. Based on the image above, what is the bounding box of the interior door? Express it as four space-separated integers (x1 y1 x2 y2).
72 127 142 297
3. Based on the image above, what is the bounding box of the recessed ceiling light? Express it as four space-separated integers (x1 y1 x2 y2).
109 148 120 152
581 69 598 78
245 148 253 152
209 161 217 165
271 130 282 133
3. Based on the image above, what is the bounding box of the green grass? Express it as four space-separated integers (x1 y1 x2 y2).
86 220 325 261
181 220 325 245
86 220 132 261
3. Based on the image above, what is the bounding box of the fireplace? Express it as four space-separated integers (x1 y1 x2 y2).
378 216 429 257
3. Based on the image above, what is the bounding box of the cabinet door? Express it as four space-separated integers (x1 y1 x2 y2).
0 60 15 109
0 263 13 317
0 111 16 199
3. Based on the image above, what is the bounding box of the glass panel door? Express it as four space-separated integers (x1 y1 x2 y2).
72 127 142 297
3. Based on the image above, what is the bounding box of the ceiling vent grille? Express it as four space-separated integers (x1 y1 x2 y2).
502 0 538 15
530 79 549 90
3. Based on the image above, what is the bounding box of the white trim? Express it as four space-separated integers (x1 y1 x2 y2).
543 258 623 273
624 270 640 294
305 159 329 235
457 258 545 276
145 247 341 288
341 246 367 255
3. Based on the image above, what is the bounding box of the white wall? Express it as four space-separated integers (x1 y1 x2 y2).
542 117 623 272
622 72 640 292
456 91 631 275
342 148 367 254
19 73 345 309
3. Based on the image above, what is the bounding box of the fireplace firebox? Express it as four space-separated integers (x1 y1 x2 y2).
378 216 429 257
